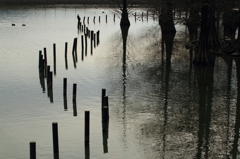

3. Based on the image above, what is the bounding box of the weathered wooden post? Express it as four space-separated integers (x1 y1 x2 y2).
85 33 88 56
93 33 96 48
52 122 59 156
93 16 95 23
63 78 67 96
99 16 100 23
53 43 56 76
106 15 107 23
101 89 106 108
113 14 115 22
81 35 84 61
85 111 90 145
65 42 68 70
97 30 100 45
38 50 42 68
72 83 77 102
44 47 47 66
30 142 36 159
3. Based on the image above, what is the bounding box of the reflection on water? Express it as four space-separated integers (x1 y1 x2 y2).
0 4 240 159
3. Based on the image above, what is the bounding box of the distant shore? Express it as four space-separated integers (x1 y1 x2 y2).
0 0 149 5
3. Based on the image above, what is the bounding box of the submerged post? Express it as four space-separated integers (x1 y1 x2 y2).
73 83 77 102
52 122 59 155
101 89 106 108
30 142 36 159
65 42 68 56
53 43 56 76
85 111 90 145
63 78 67 96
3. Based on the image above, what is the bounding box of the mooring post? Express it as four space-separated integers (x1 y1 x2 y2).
101 89 106 108
46 65 50 79
102 96 109 123
97 30 100 45
85 111 90 145
85 33 88 56
65 42 68 57
38 50 42 68
65 42 68 70
53 43 56 76
74 38 78 62
44 47 47 66
90 31 94 41
30 141 36 159
52 122 59 156
81 35 84 61
63 78 67 96
72 83 77 102
93 33 96 48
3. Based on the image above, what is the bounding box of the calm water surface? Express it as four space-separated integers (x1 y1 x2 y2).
0 5 239 159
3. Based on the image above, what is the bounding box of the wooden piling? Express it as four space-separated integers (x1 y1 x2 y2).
135 12 136 21
53 43 56 76
44 47 47 66
90 31 94 41
81 35 84 61
87 17 89 24
113 14 115 22
46 65 50 78
74 38 78 62
93 16 95 23
38 50 42 68
72 83 77 102
65 42 68 57
97 30 100 45
63 78 67 96
93 33 96 48
85 111 90 145
73 100 77 116
99 16 100 23
103 96 109 107
85 33 88 56
52 122 59 155
106 15 107 23
101 89 106 108
83 16 85 24
30 142 36 159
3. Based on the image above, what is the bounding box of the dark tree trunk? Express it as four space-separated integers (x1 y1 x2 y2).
208 0 223 49
159 2 176 34
228 9 240 53
193 4 213 65
120 0 130 26
159 1 176 66
186 0 200 41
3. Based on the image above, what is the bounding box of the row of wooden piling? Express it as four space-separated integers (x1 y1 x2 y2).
77 14 115 25
29 88 109 159
38 28 100 102
77 12 156 25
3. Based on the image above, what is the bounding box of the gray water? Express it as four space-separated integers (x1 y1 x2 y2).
0 5 239 159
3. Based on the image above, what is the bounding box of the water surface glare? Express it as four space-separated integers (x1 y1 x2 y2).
0 5 239 159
